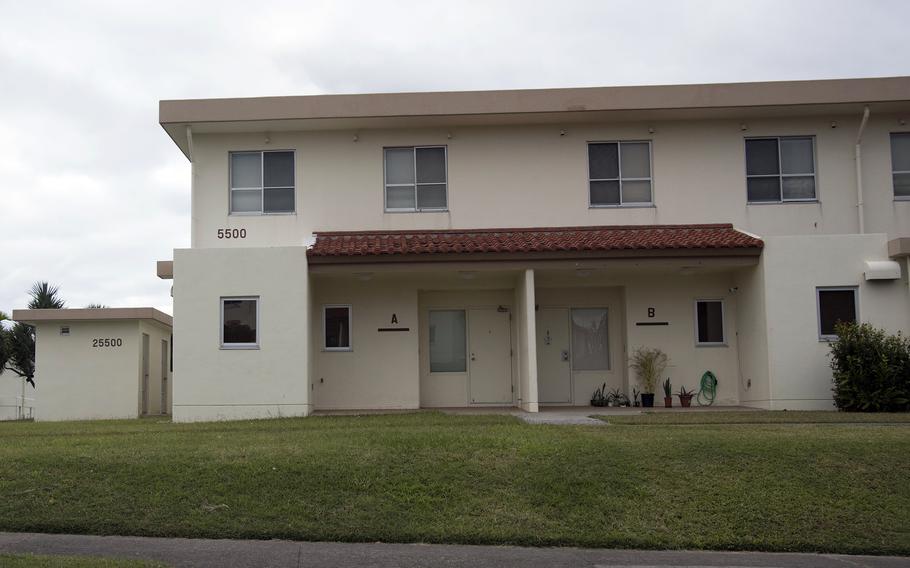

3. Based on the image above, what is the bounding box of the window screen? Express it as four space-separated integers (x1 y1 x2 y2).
570 308 609 371
230 151 295 214
695 300 725 344
222 298 258 346
429 310 466 372
746 137 816 202
817 288 858 339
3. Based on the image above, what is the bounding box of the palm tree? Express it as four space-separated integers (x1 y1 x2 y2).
1 282 66 388
28 282 65 309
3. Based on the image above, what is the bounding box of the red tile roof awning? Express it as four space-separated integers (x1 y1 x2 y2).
307 224 763 263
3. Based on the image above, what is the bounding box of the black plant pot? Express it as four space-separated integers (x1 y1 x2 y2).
641 393 655 408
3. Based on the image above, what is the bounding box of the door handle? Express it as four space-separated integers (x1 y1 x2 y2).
560 350 569 362
471 353 476 361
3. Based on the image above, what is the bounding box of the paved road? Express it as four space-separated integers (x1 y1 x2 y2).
0 533 907 567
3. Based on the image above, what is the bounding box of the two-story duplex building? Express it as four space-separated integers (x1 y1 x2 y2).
158 77 910 422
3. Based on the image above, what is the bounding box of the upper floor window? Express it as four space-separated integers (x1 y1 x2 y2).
588 141 652 207
384 146 447 212
230 151 295 214
745 137 816 203
891 132 910 199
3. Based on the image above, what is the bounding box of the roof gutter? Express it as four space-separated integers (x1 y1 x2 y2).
855 105 870 234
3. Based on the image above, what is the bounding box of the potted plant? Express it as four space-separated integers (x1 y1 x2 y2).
632 387 641 407
677 386 695 408
590 382 607 407
606 387 629 407
662 377 673 408
629 347 669 408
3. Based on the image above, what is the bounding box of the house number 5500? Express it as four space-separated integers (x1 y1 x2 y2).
217 228 247 239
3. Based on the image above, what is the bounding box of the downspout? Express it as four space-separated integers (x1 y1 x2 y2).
186 125 195 247
855 106 870 234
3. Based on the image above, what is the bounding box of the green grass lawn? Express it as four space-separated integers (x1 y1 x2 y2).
0 412 907 555
0 554 165 567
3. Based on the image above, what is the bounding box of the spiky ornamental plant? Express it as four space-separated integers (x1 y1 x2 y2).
28 282 65 309
629 347 669 395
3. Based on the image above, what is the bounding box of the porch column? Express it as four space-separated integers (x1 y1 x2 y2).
516 268 539 412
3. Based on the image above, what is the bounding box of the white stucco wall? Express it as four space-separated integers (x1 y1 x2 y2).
186 115 910 249
0 375 28 421
172 246 310 422
761 234 910 409
32 320 141 421
312 278 420 410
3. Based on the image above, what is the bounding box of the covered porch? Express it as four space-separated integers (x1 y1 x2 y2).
306 224 764 412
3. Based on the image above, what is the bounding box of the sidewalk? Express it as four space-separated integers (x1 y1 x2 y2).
0 532 906 568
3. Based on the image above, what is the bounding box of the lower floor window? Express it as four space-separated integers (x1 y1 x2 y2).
570 308 610 371
221 297 258 348
817 287 858 340
429 310 466 372
695 299 725 345
324 305 352 350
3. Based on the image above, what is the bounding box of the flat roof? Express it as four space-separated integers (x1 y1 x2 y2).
161 76 910 158
12 308 172 328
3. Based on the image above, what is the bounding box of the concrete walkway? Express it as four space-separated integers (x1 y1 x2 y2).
313 405 762 426
0 533 906 568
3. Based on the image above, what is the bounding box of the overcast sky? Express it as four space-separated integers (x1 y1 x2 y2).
2 0 910 315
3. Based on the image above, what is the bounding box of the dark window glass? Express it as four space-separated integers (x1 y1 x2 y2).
263 151 294 187
223 299 257 344
747 177 782 202
892 133 910 198
696 301 724 344
325 307 351 349
264 187 295 213
818 289 857 337
746 139 780 176
588 143 619 179
429 310 466 372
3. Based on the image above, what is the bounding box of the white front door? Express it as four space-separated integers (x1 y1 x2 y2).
468 308 512 404
536 308 572 403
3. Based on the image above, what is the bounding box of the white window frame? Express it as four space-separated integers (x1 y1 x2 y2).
891 132 910 201
587 140 654 208
816 286 859 342
744 136 818 204
383 146 448 213
229 150 296 215
220 296 259 350
323 304 353 351
694 299 726 347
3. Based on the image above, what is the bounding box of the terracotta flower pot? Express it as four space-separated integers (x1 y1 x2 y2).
679 395 693 408
664 396 673 408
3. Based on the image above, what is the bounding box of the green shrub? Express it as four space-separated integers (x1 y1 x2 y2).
829 322 910 412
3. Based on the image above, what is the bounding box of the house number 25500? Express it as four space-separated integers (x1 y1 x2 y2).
92 338 123 347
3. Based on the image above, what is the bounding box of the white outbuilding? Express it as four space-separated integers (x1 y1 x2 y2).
10 308 172 421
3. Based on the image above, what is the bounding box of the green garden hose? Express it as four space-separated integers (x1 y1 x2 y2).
697 371 718 406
